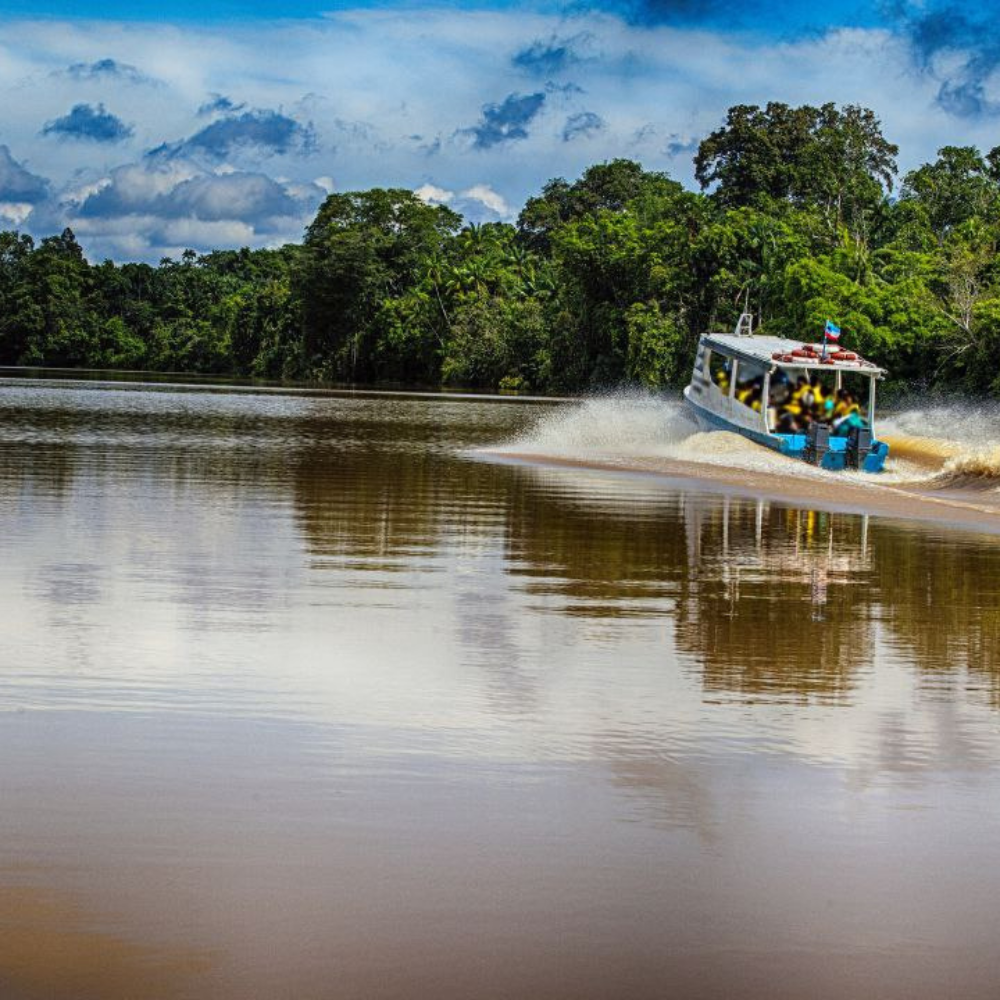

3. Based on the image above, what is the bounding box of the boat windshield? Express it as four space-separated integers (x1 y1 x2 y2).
733 360 768 413
708 350 731 393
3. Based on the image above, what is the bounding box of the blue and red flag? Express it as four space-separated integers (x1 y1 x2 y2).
824 320 841 342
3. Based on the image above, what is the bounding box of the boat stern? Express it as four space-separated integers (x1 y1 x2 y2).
775 431 889 472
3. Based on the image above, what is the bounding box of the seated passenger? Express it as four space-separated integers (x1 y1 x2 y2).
791 375 816 413
769 371 792 407
818 386 835 420
832 389 867 436
736 375 764 408
833 389 857 419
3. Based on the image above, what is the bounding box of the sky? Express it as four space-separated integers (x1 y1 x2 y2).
0 1 997 261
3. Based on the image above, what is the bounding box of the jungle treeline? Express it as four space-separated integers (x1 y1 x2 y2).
4 101 1000 395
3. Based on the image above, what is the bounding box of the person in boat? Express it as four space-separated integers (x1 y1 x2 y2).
774 375 818 433
802 375 829 419
714 364 730 394
736 374 764 409
790 375 814 412
832 389 867 436
768 371 791 406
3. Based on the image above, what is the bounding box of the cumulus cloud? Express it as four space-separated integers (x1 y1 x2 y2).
76 159 320 226
665 132 698 156
159 172 307 222
463 92 546 149
62 158 324 259
63 58 152 84
157 109 316 160
562 110 606 141
0 145 49 203
414 183 455 204
413 182 510 222
460 183 509 215
42 104 134 143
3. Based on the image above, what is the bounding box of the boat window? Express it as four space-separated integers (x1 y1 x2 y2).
708 350 732 393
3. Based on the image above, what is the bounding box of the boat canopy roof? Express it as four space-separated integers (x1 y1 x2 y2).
701 332 886 377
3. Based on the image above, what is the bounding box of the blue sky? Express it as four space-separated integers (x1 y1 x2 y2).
0 1 996 261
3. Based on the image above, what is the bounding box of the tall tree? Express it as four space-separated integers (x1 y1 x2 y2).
694 102 898 239
517 159 681 251
295 189 460 380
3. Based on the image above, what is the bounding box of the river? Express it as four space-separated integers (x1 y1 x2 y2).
1 377 999 999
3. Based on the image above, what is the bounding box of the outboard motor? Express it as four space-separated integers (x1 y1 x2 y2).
805 422 830 465
847 425 873 469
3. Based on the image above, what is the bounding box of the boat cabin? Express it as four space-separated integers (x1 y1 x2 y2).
684 321 888 472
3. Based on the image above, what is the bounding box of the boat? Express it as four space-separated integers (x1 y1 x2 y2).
683 314 889 472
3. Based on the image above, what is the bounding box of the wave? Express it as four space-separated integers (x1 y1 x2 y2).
492 392 812 475
879 404 1000 491
486 392 1000 499
498 392 698 458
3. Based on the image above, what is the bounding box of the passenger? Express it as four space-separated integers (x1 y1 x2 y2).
816 384 835 420
832 391 867 436
834 411 867 436
714 366 730 394
769 373 792 407
833 401 868 437
791 376 815 414
736 375 763 408
833 389 859 420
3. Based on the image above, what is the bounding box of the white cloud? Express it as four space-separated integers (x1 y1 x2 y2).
0 11 985 258
414 182 454 204
460 183 509 215
0 201 33 225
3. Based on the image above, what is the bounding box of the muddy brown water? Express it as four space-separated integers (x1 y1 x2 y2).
2 378 1000 1000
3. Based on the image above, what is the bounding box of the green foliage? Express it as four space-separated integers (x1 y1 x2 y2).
900 146 1000 240
441 296 548 389
694 102 897 244
296 188 461 381
625 302 683 387
4 103 1000 397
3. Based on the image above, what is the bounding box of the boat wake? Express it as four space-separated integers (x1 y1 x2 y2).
481 393 1000 526
879 405 1000 492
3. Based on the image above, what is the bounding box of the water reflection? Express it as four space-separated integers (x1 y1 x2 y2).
4 379 999 713
676 502 874 702
495 462 1000 708
4 379 1000 999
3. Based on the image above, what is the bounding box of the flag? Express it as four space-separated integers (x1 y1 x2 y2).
824 320 841 341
